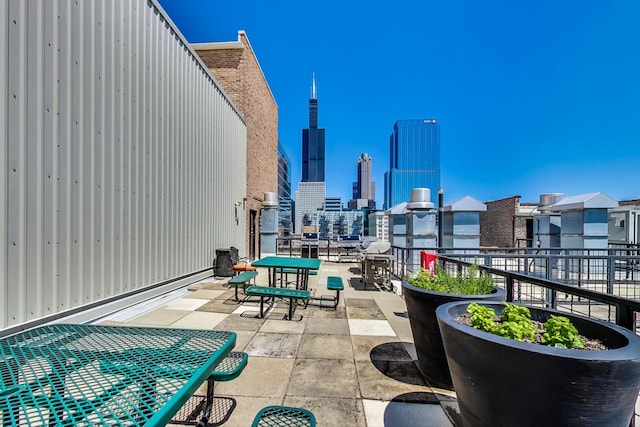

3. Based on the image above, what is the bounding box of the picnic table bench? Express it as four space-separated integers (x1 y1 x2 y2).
245 285 310 320
171 351 248 426
228 270 258 301
324 276 344 308
252 405 316 427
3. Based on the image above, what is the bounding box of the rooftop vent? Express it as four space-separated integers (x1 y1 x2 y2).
262 192 278 208
407 188 435 210
538 193 563 213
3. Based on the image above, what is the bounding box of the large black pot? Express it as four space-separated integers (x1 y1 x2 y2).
436 301 640 426
401 281 506 389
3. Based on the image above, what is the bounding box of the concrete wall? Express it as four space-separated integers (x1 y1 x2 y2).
0 0 247 331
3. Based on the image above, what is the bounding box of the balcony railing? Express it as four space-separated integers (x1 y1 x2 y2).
391 245 640 332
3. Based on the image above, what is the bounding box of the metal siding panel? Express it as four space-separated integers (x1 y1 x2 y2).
0 1 8 328
68 0 82 311
57 0 72 315
81 0 95 307
93 0 105 301
7 0 27 326
103 0 115 298
26 0 44 321
113 0 124 296
42 0 59 321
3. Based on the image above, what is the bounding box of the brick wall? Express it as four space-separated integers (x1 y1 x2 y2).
195 32 278 258
480 196 520 247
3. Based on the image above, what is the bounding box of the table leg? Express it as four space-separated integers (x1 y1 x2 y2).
196 379 215 427
287 297 295 320
259 296 265 318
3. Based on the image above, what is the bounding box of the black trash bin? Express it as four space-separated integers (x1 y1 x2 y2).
214 248 235 277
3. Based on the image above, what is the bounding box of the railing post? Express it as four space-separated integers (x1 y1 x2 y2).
506 276 514 302
616 304 636 331
608 255 615 295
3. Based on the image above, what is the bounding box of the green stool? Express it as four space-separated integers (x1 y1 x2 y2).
251 405 316 427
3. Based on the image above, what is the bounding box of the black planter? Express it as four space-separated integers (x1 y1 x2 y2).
436 301 640 427
401 281 506 389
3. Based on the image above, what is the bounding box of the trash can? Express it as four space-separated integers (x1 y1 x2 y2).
214 248 234 277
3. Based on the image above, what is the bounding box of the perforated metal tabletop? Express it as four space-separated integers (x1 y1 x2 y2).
0 324 235 426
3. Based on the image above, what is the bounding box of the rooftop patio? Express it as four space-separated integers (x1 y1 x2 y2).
93 261 460 426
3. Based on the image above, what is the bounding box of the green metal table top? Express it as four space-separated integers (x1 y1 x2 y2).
0 324 235 426
252 256 321 270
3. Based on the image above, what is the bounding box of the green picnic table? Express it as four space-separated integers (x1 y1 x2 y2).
251 256 321 290
0 324 236 426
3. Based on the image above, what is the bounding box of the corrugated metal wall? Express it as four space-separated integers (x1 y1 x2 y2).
0 0 247 331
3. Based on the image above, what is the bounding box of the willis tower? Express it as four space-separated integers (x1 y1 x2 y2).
301 73 325 182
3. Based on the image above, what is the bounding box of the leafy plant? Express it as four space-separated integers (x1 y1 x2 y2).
468 302 498 331
496 304 536 341
541 315 585 349
467 303 585 349
406 262 494 295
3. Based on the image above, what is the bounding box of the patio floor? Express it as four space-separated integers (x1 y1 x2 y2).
95 261 462 426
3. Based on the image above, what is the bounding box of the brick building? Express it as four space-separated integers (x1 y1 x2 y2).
194 31 278 259
480 196 537 247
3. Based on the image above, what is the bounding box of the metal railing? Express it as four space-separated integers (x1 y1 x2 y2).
275 238 361 262
391 245 640 332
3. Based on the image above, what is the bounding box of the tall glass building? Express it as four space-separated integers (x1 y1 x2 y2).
301 74 325 182
277 142 293 237
384 119 440 209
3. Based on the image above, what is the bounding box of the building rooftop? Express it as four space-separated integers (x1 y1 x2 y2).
95 261 459 426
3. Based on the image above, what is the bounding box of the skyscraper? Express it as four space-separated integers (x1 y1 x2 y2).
277 142 293 237
384 119 441 209
353 153 375 200
301 74 326 182
348 153 376 211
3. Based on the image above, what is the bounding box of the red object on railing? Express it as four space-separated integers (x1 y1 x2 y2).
420 251 437 275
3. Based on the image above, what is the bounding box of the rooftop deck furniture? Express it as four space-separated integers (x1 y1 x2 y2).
228 270 259 301
251 405 316 427
233 263 257 274
245 286 311 320
252 256 321 291
171 351 248 426
0 324 235 426
324 276 344 309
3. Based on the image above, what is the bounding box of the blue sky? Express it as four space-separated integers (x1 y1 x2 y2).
157 0 640 206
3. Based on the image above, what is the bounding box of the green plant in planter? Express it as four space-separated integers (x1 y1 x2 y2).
542 315 585 349
467 302 585 349
406 263 493 295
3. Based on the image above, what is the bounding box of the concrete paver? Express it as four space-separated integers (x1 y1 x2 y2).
287 358 360 398
107 260 459 426
245 332 303 358
297 334 354 359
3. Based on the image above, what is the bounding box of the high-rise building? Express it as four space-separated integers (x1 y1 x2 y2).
353 153 375 200
296 74 327 233
295 182 326 234
384 119 441 209
301 74 326 182
277 142 293 237
349 153 376 211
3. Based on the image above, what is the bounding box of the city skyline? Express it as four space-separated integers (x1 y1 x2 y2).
158 0 640 206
